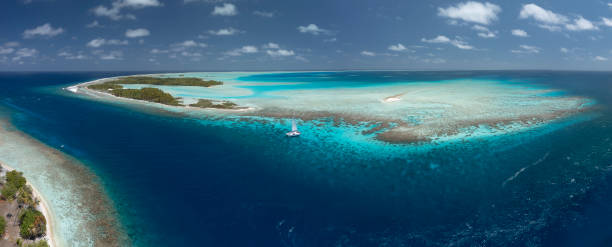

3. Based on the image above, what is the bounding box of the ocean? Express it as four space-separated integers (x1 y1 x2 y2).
0 71 611 246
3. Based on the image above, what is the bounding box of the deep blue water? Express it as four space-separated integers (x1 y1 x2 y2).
0 71 611 247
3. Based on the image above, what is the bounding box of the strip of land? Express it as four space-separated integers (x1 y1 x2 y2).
0 117 127 246
81 76 249 110
0 163 53 247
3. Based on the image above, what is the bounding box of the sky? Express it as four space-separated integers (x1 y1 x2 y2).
1 0 612 71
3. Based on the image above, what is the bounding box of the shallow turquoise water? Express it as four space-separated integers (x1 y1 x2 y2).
1 71 611 246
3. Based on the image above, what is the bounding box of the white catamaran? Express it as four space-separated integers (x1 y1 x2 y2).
286 119 301 137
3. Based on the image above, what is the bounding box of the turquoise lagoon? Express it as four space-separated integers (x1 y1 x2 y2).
1 71 611 246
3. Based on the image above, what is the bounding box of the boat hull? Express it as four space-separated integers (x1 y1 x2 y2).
286 131 301 137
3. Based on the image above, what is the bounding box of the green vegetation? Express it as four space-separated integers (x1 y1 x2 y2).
22 240 50 247
87 76 224 106
1 170 27 201
0 216 6 236
0 169 47 242
6 170 26 188
110 87 181 106
1 184 18 201
86 76 248 109
189 99 240 109
17 186 38 208
19 209 46 239
87 83 123 91
111 76 223 87
88 76 222 93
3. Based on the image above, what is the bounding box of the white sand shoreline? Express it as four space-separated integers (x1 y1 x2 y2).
0 162 56 247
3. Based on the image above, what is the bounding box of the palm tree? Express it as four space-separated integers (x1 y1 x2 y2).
17 186 36 208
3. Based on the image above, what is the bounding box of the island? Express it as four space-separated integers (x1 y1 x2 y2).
0 166 50 247
189 99 244 110
85 76 245 110
90 76 223 87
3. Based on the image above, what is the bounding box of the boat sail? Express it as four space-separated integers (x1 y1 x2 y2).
286 119 301 137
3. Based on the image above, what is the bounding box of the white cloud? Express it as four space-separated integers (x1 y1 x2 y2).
422 58 447 64
240 46 258 53
87 39 105 48
12 48 38 61
105 39 129 45
267 49 295 57
477 32 495 38
450 42 473 50
166 40 207 57
125 28 150 38
511 45 541 54
422 36 451 43
594 56 608 61
178 40 197 47
99 50 123 60
511 29 529 37
263 43 279 49
560 47 569 53
181 51 202 57
4 42 19 47
86 38 129 48
324 38 337 42
224 50 241 56
0 47 14 55
226 45 259 56
93 0 161 20
602 17 612 27
212 3 237 16
122 0 161 8
519 4 567 25
438 1 501 25
184 0 226 4
58 51 88 60
295 56 308 62
472 25 496 38
565 16 598 31
0 42 17 55
297 24 329 35
93 5 122 20
208 27 241 36
86 21 102 28
360 51 375 56
253 10 274 18
173 40 207 48
538 24 563 32
519 4 599 32
421 35 474 50
23 23 64 38
150 48 169 54
388 43 407 51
